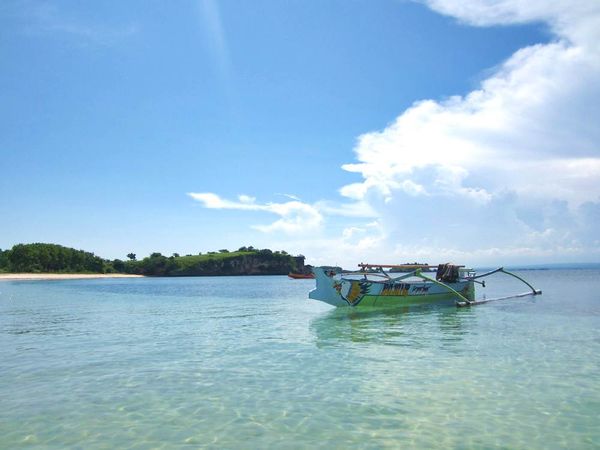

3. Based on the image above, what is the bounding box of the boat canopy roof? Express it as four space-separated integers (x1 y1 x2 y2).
358 263 465 270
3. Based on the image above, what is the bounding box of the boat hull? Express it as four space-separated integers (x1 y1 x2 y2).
309 267 474 308
288 272 315 279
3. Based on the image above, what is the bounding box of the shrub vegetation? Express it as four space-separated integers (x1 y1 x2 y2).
0 243 303 276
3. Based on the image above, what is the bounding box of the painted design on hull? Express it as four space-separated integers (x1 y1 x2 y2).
309 266 476 308
362 282 471 307
381 283 410 296
336 279 470 307
412 285 430 294
339 280 370 306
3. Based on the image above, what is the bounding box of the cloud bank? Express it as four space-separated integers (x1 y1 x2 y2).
344 0 600 205
335 0 600 264
190 0 600 266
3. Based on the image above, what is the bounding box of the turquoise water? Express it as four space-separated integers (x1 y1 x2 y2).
1 270 599 449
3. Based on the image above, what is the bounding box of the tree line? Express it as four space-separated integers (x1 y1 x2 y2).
0 243 305 276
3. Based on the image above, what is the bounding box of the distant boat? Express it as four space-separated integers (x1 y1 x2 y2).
288 272 315 279
309 263 541 308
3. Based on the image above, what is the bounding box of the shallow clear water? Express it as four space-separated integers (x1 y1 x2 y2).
1 270 599 449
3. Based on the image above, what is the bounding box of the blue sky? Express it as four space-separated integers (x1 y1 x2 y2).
1 0 599 267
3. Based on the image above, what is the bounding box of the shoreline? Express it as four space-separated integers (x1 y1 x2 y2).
0 273 145 281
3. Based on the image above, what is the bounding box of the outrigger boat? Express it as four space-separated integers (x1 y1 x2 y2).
309 263 541 308
288 272 315 279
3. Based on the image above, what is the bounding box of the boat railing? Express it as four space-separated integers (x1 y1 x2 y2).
340 268 432 283
339 269 393 280
339 264 475 283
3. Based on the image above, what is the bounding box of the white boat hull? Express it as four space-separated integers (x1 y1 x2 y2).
309 267 474 308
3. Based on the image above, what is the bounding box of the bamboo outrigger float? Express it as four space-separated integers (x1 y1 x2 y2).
309 263 541 308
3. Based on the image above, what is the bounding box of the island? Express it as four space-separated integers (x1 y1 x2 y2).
0 243 310 277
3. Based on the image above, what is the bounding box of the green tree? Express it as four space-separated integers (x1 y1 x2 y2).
0 249 9 272
112 259 126 272
6 243 108 273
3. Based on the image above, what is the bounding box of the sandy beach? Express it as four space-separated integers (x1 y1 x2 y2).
0 273 144 281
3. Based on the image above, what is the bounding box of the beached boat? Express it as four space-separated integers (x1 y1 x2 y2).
309 263 541 308
288 272 315 279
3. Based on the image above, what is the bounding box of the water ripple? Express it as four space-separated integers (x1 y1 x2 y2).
1 272 599 448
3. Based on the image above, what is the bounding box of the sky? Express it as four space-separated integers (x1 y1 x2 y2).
1 0 599 267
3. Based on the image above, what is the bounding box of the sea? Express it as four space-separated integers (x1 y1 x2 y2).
1 269 599 449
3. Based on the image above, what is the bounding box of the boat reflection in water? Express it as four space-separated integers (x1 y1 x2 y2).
310 303 476 350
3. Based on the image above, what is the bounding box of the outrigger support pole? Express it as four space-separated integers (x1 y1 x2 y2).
414 269 472 305
456 267 542 307
469 267 542 296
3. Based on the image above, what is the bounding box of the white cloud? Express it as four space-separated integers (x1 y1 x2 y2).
188 192 256 210
342 37 600 206
238 195 256 204
198 0 231 76
314 199 378 218
421 0 600 35
277 193 301 201
342 226 367 239
332 0 600 262
11 2 138 45
188 192 323 234
197 0 235 103
252 201 323 233
188 0 600 265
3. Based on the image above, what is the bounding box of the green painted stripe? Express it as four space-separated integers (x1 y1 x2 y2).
355 292 462 307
